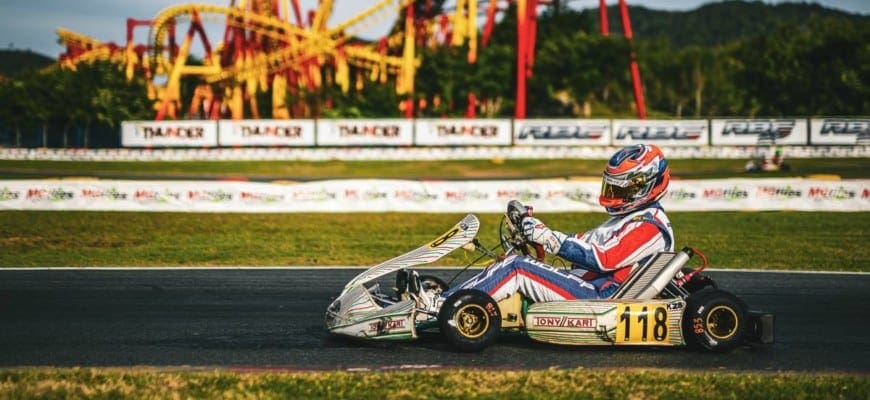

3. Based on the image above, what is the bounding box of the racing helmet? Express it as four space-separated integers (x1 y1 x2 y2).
599 144 670 215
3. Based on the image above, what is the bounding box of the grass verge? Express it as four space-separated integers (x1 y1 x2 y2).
1 158 867 180
1 211 866 271
0 368 867 400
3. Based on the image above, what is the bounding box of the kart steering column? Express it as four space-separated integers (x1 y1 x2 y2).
525 205 547 263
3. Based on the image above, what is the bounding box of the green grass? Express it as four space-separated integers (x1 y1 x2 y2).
0 368 866 399
1 158 867 180
1 211 866 271
1 157 867 270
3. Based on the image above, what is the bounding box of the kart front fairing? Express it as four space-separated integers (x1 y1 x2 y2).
324 214 480 340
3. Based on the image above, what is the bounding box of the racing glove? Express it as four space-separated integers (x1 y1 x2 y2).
521 217 568 255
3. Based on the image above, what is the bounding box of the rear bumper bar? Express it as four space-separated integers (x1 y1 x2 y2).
746 310 775 345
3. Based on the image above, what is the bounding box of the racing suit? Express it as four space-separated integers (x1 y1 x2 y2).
443 202 674 302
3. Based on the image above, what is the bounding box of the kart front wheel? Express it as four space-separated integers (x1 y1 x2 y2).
682 288 748 353
438 289 501 352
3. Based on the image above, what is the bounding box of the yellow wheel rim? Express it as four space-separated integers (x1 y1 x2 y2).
706 305 739 340
455 304 490 339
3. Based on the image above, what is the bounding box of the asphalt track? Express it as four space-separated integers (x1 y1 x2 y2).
0 268 868 372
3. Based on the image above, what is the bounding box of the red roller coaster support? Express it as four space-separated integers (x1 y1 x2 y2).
404 3 415 118
515 0 538 119
618 0 647 119
482 0 499 46
515 0 527 118
526 0 538 72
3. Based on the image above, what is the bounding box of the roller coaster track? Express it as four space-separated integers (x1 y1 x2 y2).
57 1 419 120
55 28 125 69
56 1 597 120
146 1 416 113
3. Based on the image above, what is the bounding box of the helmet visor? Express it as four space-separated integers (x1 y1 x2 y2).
601 175 645 200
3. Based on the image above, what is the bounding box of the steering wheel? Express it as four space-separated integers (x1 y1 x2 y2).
499 200 546 262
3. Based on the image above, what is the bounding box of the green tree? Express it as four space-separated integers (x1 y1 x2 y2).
732 16 869 116
0 77 40 145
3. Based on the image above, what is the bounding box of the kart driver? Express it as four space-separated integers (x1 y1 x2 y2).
433 144 674 305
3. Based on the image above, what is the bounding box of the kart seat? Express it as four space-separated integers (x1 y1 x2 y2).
609 248 692 300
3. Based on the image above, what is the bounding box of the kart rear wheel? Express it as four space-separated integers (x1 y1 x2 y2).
438 289 501 352
682 288 748 353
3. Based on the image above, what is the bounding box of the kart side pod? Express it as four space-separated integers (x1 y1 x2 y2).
524 298 687 347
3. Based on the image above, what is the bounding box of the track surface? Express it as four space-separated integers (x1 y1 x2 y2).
0 268 867 372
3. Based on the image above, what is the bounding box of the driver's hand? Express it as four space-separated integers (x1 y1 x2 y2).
521 216 566 255
521 216 544 242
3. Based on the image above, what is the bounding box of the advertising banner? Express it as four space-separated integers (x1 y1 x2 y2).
316 119 413 146
218 119 316 146
415 119 513 146
513 119 610 146
711 118 809 145
121 121 219 147
809 118 869 145
1 179 866 213
663 179 869 211
612 120 708 147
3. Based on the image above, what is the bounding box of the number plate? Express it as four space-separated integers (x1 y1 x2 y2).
615 303 670 344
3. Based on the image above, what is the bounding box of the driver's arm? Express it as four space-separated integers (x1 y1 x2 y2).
558 220 667 273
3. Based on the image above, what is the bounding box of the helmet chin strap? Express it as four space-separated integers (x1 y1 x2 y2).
606 198 662 216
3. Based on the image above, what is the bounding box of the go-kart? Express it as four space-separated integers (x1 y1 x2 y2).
325 202 775 352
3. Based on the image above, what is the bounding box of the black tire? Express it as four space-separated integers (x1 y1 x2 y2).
438 289 501 352
682 288 748 353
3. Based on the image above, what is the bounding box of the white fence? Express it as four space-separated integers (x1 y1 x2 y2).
1 178 866 213
120 117 869 148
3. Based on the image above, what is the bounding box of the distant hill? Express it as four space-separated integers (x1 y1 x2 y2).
594 0 869 48
0 49 54 77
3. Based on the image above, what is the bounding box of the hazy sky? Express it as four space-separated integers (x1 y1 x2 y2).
2 0 867 57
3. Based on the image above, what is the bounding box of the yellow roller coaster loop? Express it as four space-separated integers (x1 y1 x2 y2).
146 1 417 119
58 0 419 120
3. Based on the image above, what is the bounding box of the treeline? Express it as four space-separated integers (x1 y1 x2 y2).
0 1 867 147
415 1 869 118
0 60 152 147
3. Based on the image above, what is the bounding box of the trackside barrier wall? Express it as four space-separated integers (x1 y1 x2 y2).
710 119 809 146
217 120 315 146
810 118 870 145
513 119 610 146
612 119 709 147
316 119 414 146
120 117 868 148
121 120 218 147
1 178 866 213
415 119 513 146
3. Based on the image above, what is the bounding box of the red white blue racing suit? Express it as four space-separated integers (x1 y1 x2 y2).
443 203 673 302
